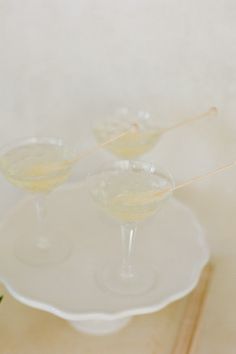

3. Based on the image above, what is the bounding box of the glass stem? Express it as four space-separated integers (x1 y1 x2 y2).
120 223 137 279
35 194 50 250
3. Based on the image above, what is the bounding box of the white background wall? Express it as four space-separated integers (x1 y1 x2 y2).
0 0 236 134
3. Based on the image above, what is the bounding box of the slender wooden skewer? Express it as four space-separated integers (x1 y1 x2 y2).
171 264 212 354
174 159 236 192
116 160 236 205
162 107 217 134
68 106 217 166
29 106 217 173
171 159 235 197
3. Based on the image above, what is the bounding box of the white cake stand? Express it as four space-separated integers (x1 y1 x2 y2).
0 184 209 335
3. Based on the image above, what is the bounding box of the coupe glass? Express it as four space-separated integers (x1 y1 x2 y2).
0 137 75 266
93 106 217 160
89 160 174 295
93 107 161 159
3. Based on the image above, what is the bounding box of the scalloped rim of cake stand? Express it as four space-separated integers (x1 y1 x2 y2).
1 259 208 321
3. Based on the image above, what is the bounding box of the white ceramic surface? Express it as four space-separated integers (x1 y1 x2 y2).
0 183 209 324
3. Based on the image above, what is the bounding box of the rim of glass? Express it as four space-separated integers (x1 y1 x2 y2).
88 159 175 190
92 106 161 131
0 136 67 153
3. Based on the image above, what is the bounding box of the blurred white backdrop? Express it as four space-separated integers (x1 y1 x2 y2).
0 0 235 133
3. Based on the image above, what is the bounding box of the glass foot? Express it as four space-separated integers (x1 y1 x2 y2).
14 233 72 266
95 263 157 295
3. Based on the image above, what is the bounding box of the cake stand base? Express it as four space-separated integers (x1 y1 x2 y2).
69 317 132 335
